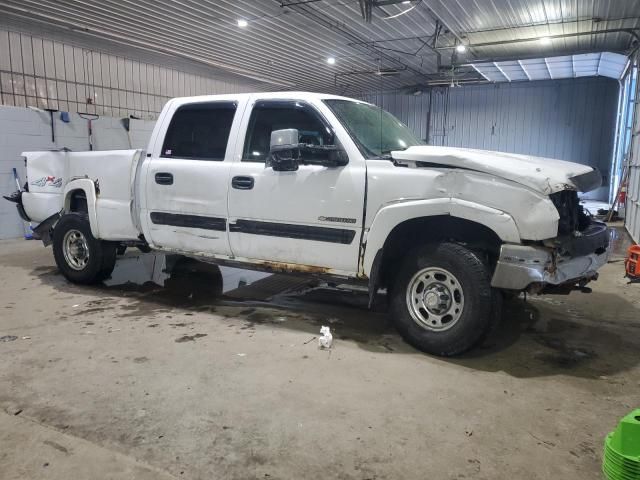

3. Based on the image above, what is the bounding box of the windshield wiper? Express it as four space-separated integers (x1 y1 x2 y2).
375 145 410 160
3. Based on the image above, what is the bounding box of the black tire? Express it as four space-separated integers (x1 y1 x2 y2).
52 213 116 284
97 241 117 281
389 242 494 356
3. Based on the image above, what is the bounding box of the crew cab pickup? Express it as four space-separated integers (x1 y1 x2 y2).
6 92 610 356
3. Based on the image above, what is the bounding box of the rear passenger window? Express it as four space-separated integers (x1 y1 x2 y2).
161 102 236 161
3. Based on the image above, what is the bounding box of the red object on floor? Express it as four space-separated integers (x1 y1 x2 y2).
626 245 640 278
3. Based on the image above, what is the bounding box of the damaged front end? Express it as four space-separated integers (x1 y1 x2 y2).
491 190 610 294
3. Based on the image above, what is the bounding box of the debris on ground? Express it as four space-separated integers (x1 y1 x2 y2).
5 403 23 416
0 335 18 342
318 326 333 349
174 333 207 343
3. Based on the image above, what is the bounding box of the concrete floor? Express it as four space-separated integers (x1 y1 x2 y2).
1 229 638 480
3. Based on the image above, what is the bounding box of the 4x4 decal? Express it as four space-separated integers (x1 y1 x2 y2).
31 176 63 188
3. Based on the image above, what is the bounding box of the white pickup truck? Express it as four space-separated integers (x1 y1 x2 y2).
6 92 610 356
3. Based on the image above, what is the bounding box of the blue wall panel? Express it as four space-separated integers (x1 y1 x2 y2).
361 77 619 200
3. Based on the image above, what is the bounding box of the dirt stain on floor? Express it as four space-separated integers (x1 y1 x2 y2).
43 440 70 454
174 333 207 343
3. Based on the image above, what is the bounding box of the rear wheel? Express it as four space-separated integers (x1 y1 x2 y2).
53 213 116 284
389 242 495 356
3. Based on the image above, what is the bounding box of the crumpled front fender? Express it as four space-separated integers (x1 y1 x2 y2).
362 198 521 277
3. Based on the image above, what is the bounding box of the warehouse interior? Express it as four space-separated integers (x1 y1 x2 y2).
1 1 640 479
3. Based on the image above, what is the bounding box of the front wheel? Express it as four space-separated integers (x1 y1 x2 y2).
52 213 117 284
389 242 497 356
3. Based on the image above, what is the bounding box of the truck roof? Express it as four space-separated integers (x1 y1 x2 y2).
169 91 367 105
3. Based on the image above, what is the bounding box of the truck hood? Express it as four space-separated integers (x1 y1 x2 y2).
391 146 602 195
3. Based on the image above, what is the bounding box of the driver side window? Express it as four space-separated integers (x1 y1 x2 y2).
242 101 333 162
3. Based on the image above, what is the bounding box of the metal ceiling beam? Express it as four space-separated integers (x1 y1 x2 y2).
517 60 531 80
455 46 630 68
435 28 640 50
544 58 553 80
449 16 640 37
493 62 511 82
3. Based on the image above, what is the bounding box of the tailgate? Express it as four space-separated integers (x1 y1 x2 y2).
21 151 68 222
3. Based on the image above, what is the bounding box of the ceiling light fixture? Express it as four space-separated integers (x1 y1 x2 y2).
327 57 336 65
539 36 551 45
456 44 467 53
237 19 248 28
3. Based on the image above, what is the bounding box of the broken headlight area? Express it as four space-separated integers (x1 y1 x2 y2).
549 190 591 236
546 190 608 258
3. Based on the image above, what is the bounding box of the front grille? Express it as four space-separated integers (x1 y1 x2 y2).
549 190 590 235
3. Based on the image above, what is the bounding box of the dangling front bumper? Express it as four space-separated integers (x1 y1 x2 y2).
491 221 610 292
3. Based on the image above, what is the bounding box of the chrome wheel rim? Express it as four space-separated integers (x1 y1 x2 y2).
62 229 90 270
406 267 464 331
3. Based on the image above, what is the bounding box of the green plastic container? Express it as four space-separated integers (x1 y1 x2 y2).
604 410 640 480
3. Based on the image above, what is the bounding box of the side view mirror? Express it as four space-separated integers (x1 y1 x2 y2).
269 129 300 171
268 128 348 172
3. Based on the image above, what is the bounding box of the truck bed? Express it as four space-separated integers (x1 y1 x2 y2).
21 149 143 241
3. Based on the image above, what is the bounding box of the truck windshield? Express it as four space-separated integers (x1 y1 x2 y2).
323 99 424 159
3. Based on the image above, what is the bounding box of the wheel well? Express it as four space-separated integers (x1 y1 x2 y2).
377 216 503 289
67 189 88 213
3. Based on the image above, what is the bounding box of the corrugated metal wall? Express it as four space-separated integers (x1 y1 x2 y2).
361 77 619 200
0 27 264 119
624 54 640 244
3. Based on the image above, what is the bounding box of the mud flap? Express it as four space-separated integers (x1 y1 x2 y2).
32 211 61 246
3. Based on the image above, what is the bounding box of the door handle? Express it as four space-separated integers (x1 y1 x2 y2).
155 172 173 185
231 176 254 190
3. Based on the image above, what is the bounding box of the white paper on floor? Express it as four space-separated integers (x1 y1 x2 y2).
318 326 333 349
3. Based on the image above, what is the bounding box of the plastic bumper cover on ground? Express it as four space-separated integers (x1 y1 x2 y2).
491 242 610 291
